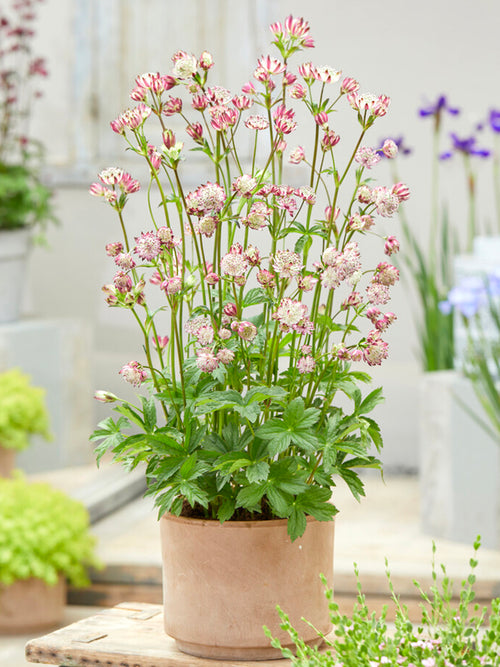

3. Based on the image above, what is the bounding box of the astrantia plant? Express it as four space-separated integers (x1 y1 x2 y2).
90 16 408 540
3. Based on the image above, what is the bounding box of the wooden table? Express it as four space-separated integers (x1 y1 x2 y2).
25 602 295 666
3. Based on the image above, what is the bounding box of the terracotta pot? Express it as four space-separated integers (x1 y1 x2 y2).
0 228 31 324
0 577 66 633
0 446 16 478
160 514 334 660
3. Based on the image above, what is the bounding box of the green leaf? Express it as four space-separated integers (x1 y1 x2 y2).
141 396 157 432
266 486 292 517
339 468 366 501
358 387 385 415
243 288 273 307
295 487 338 522
287 507 307 541
236 483 266 511
217 497 236 523
115 404 146 429
246 461 270 484
180 454 197 479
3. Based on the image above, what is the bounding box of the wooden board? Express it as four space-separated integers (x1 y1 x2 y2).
25 602 297 666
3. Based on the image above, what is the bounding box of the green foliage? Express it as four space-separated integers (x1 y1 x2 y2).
0 368 52 451
92 364 382 541
0 162 57 234
266 537 500 666
0 476 100 586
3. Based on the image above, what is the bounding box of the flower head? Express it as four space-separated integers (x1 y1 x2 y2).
119 361 148 387
272 250 303 279
419 95 459 119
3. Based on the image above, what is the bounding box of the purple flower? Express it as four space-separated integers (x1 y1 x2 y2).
440 133 491 160
489 109 500 133
419 95 460 119
440 276 487 318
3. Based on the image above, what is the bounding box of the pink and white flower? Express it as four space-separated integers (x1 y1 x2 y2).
196 349 219 373
355 146 381 169
119 361 148 387
272 249 303 278
134 232 162 261
298 355 316 374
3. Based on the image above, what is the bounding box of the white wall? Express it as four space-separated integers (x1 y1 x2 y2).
24 0 500 472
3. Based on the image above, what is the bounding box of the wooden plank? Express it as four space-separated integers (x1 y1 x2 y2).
25 603 297 666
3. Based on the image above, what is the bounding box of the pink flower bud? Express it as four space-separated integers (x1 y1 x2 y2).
106 242 124 257
391 182 410 201
340 77 360 94
223 303 238 318
94 390 118 403
384 235 400 256
162 129 176 148
315 111 329 127
204 272 220 285
161 276 183 295
199 51 214 70
382 139 398 158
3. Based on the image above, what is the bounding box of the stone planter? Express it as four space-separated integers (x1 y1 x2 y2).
0 228 31 324
419 370 500 548
160 513 334 660
0 577 66 633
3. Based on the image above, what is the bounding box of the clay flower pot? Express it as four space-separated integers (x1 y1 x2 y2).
0 577 66 633
0 446 15 478
160 514 334 660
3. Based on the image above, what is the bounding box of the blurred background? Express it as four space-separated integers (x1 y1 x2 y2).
6 0 500 476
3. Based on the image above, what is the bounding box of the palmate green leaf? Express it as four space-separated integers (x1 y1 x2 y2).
294 486 338 522
115 404 146 429
338 468 366 501
266 485 292 517
236 483 266 512
217 496 236 523
257 399 321 455
246 461 270 484
90 416 130 463
287 507 307 541
358 387 385 415
242 288 274 308
244 385 288 405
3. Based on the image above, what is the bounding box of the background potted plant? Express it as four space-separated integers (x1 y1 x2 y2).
0 0 57 323
0 475 100 633
89 14 408 660
0 367 51 477
267 537 500 666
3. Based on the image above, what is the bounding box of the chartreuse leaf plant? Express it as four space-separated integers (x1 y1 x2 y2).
266 537 500 666
0 368 51 451
0 476 100 587
90 15 409 540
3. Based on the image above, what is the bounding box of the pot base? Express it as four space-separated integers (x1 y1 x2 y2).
0 577 66 634
176 636 324 661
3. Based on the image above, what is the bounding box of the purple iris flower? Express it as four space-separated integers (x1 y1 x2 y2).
440 133 491 160
419 95 460 118
489 109 500 133
440 275 496 318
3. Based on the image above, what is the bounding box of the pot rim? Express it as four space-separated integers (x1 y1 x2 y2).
161 513 334 528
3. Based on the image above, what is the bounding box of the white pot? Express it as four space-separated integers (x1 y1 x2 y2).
0 228 31 324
